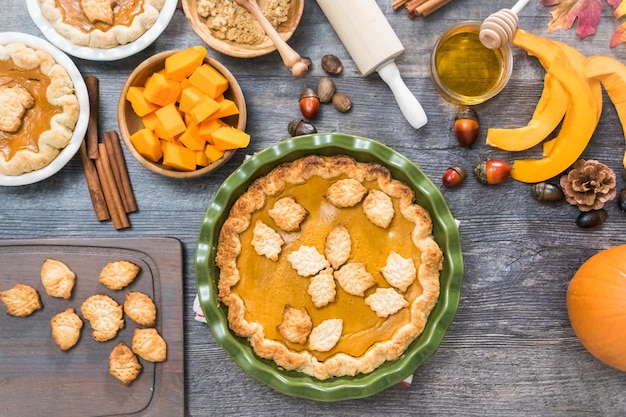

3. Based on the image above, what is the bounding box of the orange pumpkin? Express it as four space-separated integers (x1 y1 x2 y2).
567 245 626 371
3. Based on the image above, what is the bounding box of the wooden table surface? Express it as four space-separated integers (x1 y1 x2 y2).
3 0 626 415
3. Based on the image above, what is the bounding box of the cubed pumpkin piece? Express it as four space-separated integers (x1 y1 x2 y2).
189 95 220 124
196 149 210 167
187 63 229 99
155 103 187 139
178 86 205 114
208 98 239 120
126 86 160 117
199 118 228 142
178 123 206 151
162 141 197 171
142 72 181 106
204 143 225 162
154 118 174 141
165 46 207 81
129 128 162 162
211 125 250 150
141 111 160 132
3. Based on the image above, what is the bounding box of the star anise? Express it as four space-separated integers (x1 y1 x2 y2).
559 159 617 211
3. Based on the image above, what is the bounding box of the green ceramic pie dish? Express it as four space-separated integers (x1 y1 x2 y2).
195 133 463 401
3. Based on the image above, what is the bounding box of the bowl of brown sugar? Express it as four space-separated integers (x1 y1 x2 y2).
182 0 304 58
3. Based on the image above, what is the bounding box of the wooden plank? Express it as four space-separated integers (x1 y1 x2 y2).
0 238 184 417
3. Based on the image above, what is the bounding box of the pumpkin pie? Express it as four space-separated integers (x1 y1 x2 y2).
215 155 443 379
0 42 79 176
39 0 166 49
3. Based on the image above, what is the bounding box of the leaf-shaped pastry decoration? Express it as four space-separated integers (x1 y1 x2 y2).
542 0 603 39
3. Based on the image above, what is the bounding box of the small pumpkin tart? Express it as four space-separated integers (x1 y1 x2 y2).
215 155 443 380
39 0 165 48
0 42 79 176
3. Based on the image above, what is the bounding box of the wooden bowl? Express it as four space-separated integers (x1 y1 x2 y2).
117 50 246 179
181 0 304 58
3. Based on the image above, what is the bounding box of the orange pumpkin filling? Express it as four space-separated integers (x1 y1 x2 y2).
54 0 144 33
233 176 424 361
0 59 60 162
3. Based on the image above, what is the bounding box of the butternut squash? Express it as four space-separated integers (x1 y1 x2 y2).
511 57 599 183
196 149 210 167
211 126 251 150
142 72 181 106
178 86 205 114
208 99 239 120
187 64 229 99
155 103 187 139
129 128 162 162
189 95 220 124
161 141 197 171
204 144 225 162
178 123 205 151
486 30 602 153
165 46 207 82
486 73 567 151
126 86 160 117
199 118 227 142
584 54 626 169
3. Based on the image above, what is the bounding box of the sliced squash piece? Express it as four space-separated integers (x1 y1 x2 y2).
511 57 599 183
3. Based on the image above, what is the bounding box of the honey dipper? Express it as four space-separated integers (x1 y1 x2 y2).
234 0 309 77
479 0 530 49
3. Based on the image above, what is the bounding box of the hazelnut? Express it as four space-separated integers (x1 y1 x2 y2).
321 54 343 75
332 92 352 113
317 77 336 103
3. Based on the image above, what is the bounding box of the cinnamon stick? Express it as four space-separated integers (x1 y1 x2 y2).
103 131 138 213
415 0 453 16
391 0 409 10
84 75 100 159
94 143 130 230
79 140 110 221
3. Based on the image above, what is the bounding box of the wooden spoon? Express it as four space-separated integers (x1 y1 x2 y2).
479 0 530 49
234 0 309 77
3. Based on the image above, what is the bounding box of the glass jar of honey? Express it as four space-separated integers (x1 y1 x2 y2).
430 21 513 105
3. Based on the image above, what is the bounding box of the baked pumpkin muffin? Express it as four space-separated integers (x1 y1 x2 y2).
0 42 79 176
216 155 443 379
39 0 166 48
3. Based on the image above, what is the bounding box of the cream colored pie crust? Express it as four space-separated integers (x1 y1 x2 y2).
0 42 79 176
39 0 165 49
216 155 443 380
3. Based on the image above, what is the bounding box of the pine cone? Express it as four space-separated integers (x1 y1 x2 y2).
559 159 617 211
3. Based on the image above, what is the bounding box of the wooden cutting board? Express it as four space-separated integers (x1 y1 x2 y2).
0 237 184 417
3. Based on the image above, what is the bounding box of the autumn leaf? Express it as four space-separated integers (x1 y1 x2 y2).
610 22 626 47
542 0 603 39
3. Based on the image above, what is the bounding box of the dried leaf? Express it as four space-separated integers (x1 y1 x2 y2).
610 21 626 47
542 0 603 39
614 0 626 17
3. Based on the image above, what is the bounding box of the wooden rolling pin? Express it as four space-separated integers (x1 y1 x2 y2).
316 0 427 129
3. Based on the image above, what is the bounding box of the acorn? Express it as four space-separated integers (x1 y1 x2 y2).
576 209 608 228
288 119 317 137
299 87 320 120
531 182 565 202
454 107 479 148
442 166 466 188
473 159 511 184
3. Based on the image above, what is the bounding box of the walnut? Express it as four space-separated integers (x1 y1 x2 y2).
559 159 617 212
